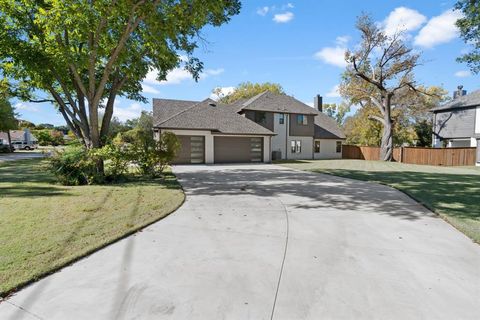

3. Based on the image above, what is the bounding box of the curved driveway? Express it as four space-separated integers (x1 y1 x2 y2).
1 164 479 319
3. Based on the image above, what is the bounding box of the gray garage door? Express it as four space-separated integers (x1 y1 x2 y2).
172 136 205 164
214 136 263 163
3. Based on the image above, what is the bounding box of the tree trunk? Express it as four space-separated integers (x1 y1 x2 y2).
380 118 393 161
6 130 13 152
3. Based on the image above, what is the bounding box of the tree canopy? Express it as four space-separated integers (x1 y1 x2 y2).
0 97 17 132
0 0 241 149
342 14 427 160
455 0 480 73
215 82 284 104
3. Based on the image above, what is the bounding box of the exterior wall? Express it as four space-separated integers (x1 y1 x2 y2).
313 139 343 159
244 110 274 131
271 113 288 159
263 136 271 163
289 114 315 136
434 108 476 139
447 138 476 148
476 107 480 135
287 136 313 160
477 139 480 166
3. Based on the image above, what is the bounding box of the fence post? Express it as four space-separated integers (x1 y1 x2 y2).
400 147 404 163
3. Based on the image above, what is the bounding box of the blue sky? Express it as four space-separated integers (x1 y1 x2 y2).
14 0 479 125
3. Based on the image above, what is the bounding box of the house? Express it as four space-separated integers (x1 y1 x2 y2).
0 129 38 146
431 85 480 149
153 91 346 164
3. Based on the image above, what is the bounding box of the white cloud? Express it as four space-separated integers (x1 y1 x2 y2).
304 101 314 108
382 7 427 37
144 67 224 89
210 86 235 101
454 70 471 78
314 36 350 68
314 47 347 68
142 84 160 94
257 6 269 16
273 12 294 23
202 68 225 78
14 102 39 112
113 102 146 121
414 9 463 48
326 84 341 98
282 3 294 9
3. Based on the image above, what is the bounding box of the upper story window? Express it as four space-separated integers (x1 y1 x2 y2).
254 111 267 124
279 113 285 124
296 114 307 125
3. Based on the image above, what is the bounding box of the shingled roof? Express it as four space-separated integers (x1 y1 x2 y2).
153 98 198 126
154 99 275 136
237 91 319 115
431 89 480 112
314 113 346 139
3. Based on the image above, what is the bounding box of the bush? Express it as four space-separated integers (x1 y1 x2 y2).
0 144 13 153
118 129 180 177
49 146 103 185
92 142 132 180
49 131 180 185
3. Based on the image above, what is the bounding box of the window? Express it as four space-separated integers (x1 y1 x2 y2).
314 140 320 153
291 140 302 153
254 111 266 124
296 114 307 125
336 141 342 153
279 113 285 124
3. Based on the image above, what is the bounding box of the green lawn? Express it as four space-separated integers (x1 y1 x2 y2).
0 159 184 297
277 159 480 243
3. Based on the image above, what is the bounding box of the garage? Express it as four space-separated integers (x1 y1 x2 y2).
214 136 263 163
172 135 205 164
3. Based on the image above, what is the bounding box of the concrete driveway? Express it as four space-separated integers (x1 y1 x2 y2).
1 164 479 319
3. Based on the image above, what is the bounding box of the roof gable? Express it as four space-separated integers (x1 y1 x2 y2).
238 91 319 115
432 89 480 112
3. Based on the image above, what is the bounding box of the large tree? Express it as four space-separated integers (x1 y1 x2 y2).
455 0 480 73
0 0 241 150
0 97 17 150
215 82 284 104
342 15 425 161
343 85 448 147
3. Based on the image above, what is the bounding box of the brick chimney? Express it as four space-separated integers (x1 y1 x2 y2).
453 85 467 99
314 95 323 112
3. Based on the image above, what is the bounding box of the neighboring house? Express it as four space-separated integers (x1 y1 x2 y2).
0 129 38 147
431 86 480 166
153 91 345 164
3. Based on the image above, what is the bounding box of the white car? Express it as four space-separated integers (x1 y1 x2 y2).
11 141 38 150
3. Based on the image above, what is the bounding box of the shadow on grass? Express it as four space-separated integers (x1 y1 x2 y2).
309 168 480 222
0 159 181 198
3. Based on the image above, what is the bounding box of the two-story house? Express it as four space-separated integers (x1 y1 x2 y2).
432 86 480 165
153 91 345 164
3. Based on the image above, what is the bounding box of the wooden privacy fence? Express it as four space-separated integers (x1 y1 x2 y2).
342 145 477 166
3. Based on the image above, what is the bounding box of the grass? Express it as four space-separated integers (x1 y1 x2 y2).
276 159 480 243
0 159 185 297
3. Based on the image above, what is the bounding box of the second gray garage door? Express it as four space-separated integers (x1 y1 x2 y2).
214 136 263 163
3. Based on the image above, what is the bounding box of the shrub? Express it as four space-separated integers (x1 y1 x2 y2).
0 144 13 153
92 142 132 180
119 130 180 177
49 146 103 185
